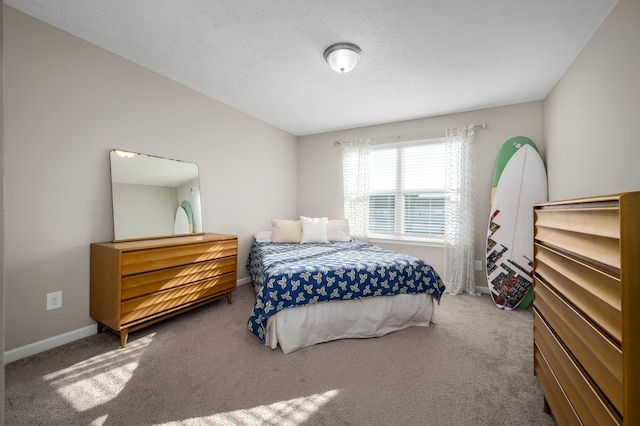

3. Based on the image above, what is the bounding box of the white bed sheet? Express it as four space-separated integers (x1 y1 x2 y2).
265 293 436 353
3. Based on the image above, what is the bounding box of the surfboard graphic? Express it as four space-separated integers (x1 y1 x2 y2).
486 144 547 310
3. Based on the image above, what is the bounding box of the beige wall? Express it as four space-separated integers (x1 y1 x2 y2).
545 0 640 200
298 101 545 287
4 8 298 350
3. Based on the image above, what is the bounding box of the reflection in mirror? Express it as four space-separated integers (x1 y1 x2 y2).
110 149 203 241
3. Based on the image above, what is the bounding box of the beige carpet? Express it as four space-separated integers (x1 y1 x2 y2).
5 284 556 425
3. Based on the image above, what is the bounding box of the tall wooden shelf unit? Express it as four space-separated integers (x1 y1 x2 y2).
533 192 639 425
90 233 238 347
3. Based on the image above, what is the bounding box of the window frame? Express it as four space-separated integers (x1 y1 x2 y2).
367 137 446 246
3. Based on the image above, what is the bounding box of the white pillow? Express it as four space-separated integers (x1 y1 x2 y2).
327 219 351 241
253 231 272 242
271 220 302 243
300 216 329 243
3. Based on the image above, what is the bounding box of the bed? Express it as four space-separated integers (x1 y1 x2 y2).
246 229 446 353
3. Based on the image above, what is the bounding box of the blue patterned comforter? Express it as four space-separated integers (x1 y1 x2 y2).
246 240 445 341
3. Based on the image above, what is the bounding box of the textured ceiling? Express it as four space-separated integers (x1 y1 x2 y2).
6 0 618 136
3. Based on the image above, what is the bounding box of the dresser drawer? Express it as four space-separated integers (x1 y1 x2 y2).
534 243 621 344
534 226 620 271
534 342 581 426
121 256 237 300
534 311 621 425
534 207 620 239
120 272 236 325
534 207 620 272
121 239 237 275
535 278 623 412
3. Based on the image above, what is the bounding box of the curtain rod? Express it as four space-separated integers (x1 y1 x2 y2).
334 122 487 146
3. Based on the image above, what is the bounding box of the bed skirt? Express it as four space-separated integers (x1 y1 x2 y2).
265 293 436 353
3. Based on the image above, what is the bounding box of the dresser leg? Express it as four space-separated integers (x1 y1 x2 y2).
226 291 233 304
543 397 550 414
120 329 129 348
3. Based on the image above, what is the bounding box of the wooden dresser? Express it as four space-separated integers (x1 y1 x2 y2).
90 233 237 347
533 192 639 425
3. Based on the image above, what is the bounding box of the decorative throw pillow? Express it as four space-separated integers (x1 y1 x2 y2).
271 220 302 243
253 231 272 242
327 219 351 241
300 216 329 243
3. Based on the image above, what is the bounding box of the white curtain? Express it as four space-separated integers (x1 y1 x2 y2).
341 139 370 241
443 126 478 295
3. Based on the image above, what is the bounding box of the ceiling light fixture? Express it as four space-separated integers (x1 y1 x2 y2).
323 43 362 74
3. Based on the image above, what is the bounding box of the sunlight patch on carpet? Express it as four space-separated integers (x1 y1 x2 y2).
42 333 155 412
157 389 342 425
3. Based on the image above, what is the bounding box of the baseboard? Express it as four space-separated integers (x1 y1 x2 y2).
475 285 490 295
5 278 253 364
4 324 97 365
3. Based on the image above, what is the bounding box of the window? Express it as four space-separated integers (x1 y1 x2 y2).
368 139 446 241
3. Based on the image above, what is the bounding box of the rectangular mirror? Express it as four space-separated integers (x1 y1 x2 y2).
110 149 203 241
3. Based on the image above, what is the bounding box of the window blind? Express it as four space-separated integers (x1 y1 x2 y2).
369 140 446 239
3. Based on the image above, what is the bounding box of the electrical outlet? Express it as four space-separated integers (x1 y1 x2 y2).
474 260 483 271
47 291 62 310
